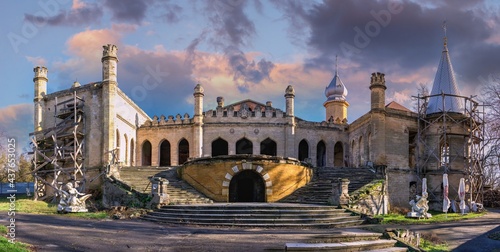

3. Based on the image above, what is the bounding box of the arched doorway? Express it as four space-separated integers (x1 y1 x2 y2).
178 139 189 164
229 170 265 202
142 140 152 166
159 140 171 166
316 140 326 167
236 138 253 154
298 139 309 161
212 138 228 157
260 138 277 156
334 141 344 167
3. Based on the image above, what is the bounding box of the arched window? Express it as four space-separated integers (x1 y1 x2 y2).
358 136 364 167
236 138 253 154
351 140 356 167
212 138 228 157
124 134 128 166
334 141 344 167
298 139 309 161
116 129 121 162
130 139 135 166
316 140 326 167
178 138 189 164
142 140 152 166
367 132 372 162
440 142 450 167
159 140 171 166
260 138 277 156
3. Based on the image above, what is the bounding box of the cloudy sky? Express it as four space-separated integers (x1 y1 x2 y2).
1 0 500 152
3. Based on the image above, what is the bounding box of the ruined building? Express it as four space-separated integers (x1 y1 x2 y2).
31 37 483 211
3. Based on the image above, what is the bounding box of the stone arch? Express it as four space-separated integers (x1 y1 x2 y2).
334 141 344 167
222 163 272 202
358 136 364 167
124 134 128 166
298 139 309 161
351 139 356 167
130 138 135 166
229 170 266 202
116 129 121 162
212 138 228 157
236 137 253 154
159 139 171 166
141 140 152 166
260 137 277 156
178 138 189 165
316 140 326 167
367 132 372 162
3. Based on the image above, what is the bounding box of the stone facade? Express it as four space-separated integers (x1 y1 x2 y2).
32 43 476 210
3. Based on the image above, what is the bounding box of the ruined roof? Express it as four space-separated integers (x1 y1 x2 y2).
223 99 276 112
426 38 464 114
386 101 411 112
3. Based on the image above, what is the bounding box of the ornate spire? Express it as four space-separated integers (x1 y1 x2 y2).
426 23 464 115
325 55 348 101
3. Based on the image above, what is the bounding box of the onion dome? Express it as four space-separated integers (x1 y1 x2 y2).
325 70 348 101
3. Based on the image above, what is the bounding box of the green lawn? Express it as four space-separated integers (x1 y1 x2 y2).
0 195 109 219
377 210 486 224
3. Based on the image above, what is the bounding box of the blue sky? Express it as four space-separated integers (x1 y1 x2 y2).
1 0 500 152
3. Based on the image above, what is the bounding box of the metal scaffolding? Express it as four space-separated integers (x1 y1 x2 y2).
415 92 485 204
30 91 86 201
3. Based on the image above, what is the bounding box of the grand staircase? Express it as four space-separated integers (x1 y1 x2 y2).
141 203 364 228
280 167 381 205
118 166 213 204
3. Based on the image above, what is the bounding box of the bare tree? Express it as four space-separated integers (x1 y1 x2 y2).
480 74 500 189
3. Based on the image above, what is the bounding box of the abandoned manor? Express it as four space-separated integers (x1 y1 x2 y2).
30 37 483 217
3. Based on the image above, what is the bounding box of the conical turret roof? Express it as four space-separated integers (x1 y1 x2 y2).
426 37 464 114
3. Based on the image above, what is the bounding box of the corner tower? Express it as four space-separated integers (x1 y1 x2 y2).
193 84 204 158
324 60 349 124
101 44 119 164
33 66 48 132
370 72 386 111
285 85 295 117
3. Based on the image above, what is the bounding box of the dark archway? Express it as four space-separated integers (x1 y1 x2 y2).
334 141 344 167
260 138 277 156
316 140 326 167
236 137 253 154
229 170 265 202
130 139 135 166
142 140 152 166
298 139 309 161
116 129 120 161
178 138 189 165
159 140 171 166
212 138 228 157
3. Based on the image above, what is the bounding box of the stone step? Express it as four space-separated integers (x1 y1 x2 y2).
142 203 363 228
118 166 214 205
280 167 380 205
285 239 399 251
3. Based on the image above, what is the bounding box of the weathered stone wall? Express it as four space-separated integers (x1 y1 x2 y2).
386 169 418 210
114 89 150 166
179 156 313 202
42 83 105 168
